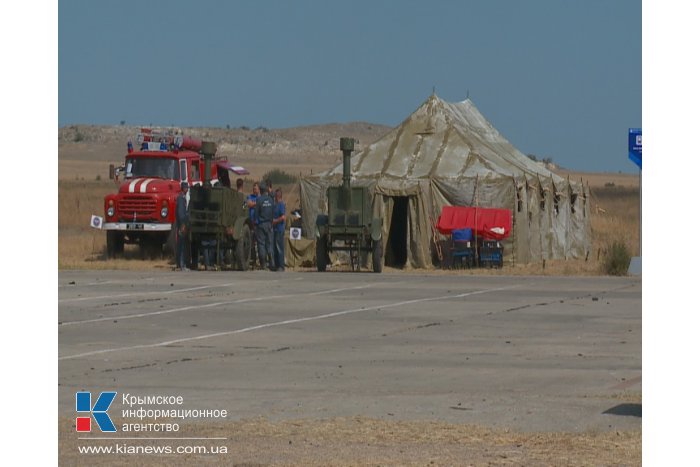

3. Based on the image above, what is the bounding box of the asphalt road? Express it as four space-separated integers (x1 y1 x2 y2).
58 270 641 433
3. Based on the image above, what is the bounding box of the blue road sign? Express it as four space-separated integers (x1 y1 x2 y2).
629 128 642 169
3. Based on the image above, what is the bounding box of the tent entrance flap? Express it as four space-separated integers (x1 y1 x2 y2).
386 196 409 268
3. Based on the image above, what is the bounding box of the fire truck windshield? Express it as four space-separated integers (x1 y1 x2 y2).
125 157 179 180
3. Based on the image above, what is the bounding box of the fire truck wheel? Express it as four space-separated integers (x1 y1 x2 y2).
106 231 124 259
235 228 251 271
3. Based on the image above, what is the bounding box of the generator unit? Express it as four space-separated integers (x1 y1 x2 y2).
315 137 383 272
188 141 252 270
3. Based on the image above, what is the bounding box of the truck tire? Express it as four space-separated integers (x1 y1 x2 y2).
316 236 328 272
235 228 251 271
372 239 383 273
106 231 124 259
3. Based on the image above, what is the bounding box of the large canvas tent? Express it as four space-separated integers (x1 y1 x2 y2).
300 94 592 268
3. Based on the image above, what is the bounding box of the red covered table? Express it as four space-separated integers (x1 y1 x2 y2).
436 206 512 240
436 206 512 268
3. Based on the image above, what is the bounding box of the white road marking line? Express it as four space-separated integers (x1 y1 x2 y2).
58 285 517 360
59 284 374 326
58 283 238 303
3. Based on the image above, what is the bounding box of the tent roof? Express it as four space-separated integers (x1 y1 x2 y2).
314 94 564 184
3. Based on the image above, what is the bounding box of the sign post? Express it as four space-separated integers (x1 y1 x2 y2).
628 128 642 275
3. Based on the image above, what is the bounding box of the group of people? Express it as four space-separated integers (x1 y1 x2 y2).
245 180 286 271
174 178 286 271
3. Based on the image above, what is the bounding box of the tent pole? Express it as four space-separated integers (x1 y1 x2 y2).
512 188 517 267
553 175 564 260
475 175 479 267
563 176 568 260
512 177 516 267
639 169 642 256
538 175 544 264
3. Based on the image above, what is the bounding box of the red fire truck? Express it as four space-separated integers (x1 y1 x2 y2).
104 129 248 258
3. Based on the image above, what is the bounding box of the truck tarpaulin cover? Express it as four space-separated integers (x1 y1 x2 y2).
216 161 249 175
436 206 512 240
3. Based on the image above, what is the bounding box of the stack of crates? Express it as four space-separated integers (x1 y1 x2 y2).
451 228 475 269
479 240 504 268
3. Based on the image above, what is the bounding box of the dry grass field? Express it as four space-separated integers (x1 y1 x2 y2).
59 415 640 466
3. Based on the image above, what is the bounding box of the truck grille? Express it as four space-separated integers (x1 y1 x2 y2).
118 196 157 217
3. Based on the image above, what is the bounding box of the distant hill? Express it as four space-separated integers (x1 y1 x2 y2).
57 123 638 191
58 122 392 163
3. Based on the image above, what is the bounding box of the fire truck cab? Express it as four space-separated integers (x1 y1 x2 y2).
103 129 247 259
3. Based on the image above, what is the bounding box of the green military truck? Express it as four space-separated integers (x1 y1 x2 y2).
188 141 252 270
315 137 383 272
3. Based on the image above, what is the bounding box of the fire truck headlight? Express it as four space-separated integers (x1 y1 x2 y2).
161 207 168 218
107 207 115 217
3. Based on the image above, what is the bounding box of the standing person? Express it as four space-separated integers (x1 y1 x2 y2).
175 181 190 271
272 189 286 271
265 180 274 266
246 182 260 268
255 182 275 270
236 178 245 193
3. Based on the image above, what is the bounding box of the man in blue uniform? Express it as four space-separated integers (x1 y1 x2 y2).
246 182 260 268
175 181 190 270
255 182 274 270
272 189 286 271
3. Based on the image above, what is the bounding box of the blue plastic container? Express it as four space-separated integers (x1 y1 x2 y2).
452 228 473 242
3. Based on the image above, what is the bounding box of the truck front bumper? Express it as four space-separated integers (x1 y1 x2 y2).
103 222 172 232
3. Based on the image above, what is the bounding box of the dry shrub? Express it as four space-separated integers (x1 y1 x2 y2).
262 168 298 185
589 185 639 259
603 240 632 276
589 184 639 276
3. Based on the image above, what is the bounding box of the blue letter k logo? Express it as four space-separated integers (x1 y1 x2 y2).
76 392 117 432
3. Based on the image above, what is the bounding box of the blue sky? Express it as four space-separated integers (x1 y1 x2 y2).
59 0 641 172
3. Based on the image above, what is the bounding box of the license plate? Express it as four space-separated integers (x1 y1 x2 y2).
126 223 145 230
